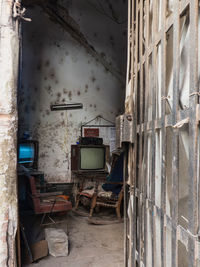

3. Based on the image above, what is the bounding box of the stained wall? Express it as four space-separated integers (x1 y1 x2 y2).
18 0 127 182
0 0 19 264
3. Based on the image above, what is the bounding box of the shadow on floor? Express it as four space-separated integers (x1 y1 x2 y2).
23 210 124 267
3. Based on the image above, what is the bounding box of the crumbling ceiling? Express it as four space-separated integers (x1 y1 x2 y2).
22 0 125 84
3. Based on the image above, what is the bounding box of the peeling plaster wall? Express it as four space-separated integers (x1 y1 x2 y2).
19 0 127 182
0 0 19 265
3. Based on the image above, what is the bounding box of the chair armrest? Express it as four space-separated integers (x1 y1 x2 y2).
38 191 63 197
30 191 63 198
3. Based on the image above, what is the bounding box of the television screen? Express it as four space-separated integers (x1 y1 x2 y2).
18 143 35 164
80 147 105 170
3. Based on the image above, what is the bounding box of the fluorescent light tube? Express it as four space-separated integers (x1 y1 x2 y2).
50 103 83 111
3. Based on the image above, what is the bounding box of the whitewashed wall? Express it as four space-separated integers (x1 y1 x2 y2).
18 0 127 182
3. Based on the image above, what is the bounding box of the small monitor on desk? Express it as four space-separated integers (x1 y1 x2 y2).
18 140 39 170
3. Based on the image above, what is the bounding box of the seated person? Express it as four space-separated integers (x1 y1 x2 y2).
102 150 124 195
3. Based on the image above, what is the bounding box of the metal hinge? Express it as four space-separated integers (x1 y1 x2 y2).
13 1 31 21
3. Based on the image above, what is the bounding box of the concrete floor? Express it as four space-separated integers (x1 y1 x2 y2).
25 212 124 267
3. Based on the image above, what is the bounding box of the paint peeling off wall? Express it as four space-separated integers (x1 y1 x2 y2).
0 0 19 264
0 30 18 114
19 0 127 183
0 118 18 266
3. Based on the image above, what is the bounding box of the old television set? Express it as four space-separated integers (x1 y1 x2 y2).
18 140 39 170
71 145 108 172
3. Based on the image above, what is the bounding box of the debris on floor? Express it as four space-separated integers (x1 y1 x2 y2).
30 240 48 262
24 212 124 267
45 228 69 257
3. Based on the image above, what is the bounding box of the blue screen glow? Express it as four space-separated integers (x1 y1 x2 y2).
19 143 34 164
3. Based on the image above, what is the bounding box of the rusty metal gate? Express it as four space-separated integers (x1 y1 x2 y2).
117 0 200 266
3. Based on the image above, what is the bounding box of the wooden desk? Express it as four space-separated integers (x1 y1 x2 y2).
73 171 108 182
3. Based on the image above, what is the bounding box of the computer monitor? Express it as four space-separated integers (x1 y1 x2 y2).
18 140 39 170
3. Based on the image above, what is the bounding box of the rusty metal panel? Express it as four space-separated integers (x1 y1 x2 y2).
124 0 200 266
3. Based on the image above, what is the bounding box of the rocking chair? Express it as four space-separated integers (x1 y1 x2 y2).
89 182 124 221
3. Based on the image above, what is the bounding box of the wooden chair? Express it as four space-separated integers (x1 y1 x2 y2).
74 153 124 220
89 182 124 221
75 179 96 210
29 176 72 225
74 172 107 211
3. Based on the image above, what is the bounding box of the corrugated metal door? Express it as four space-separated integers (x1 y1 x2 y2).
121 0 200 266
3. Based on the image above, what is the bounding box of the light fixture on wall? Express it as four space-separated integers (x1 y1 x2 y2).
50 103 83 111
